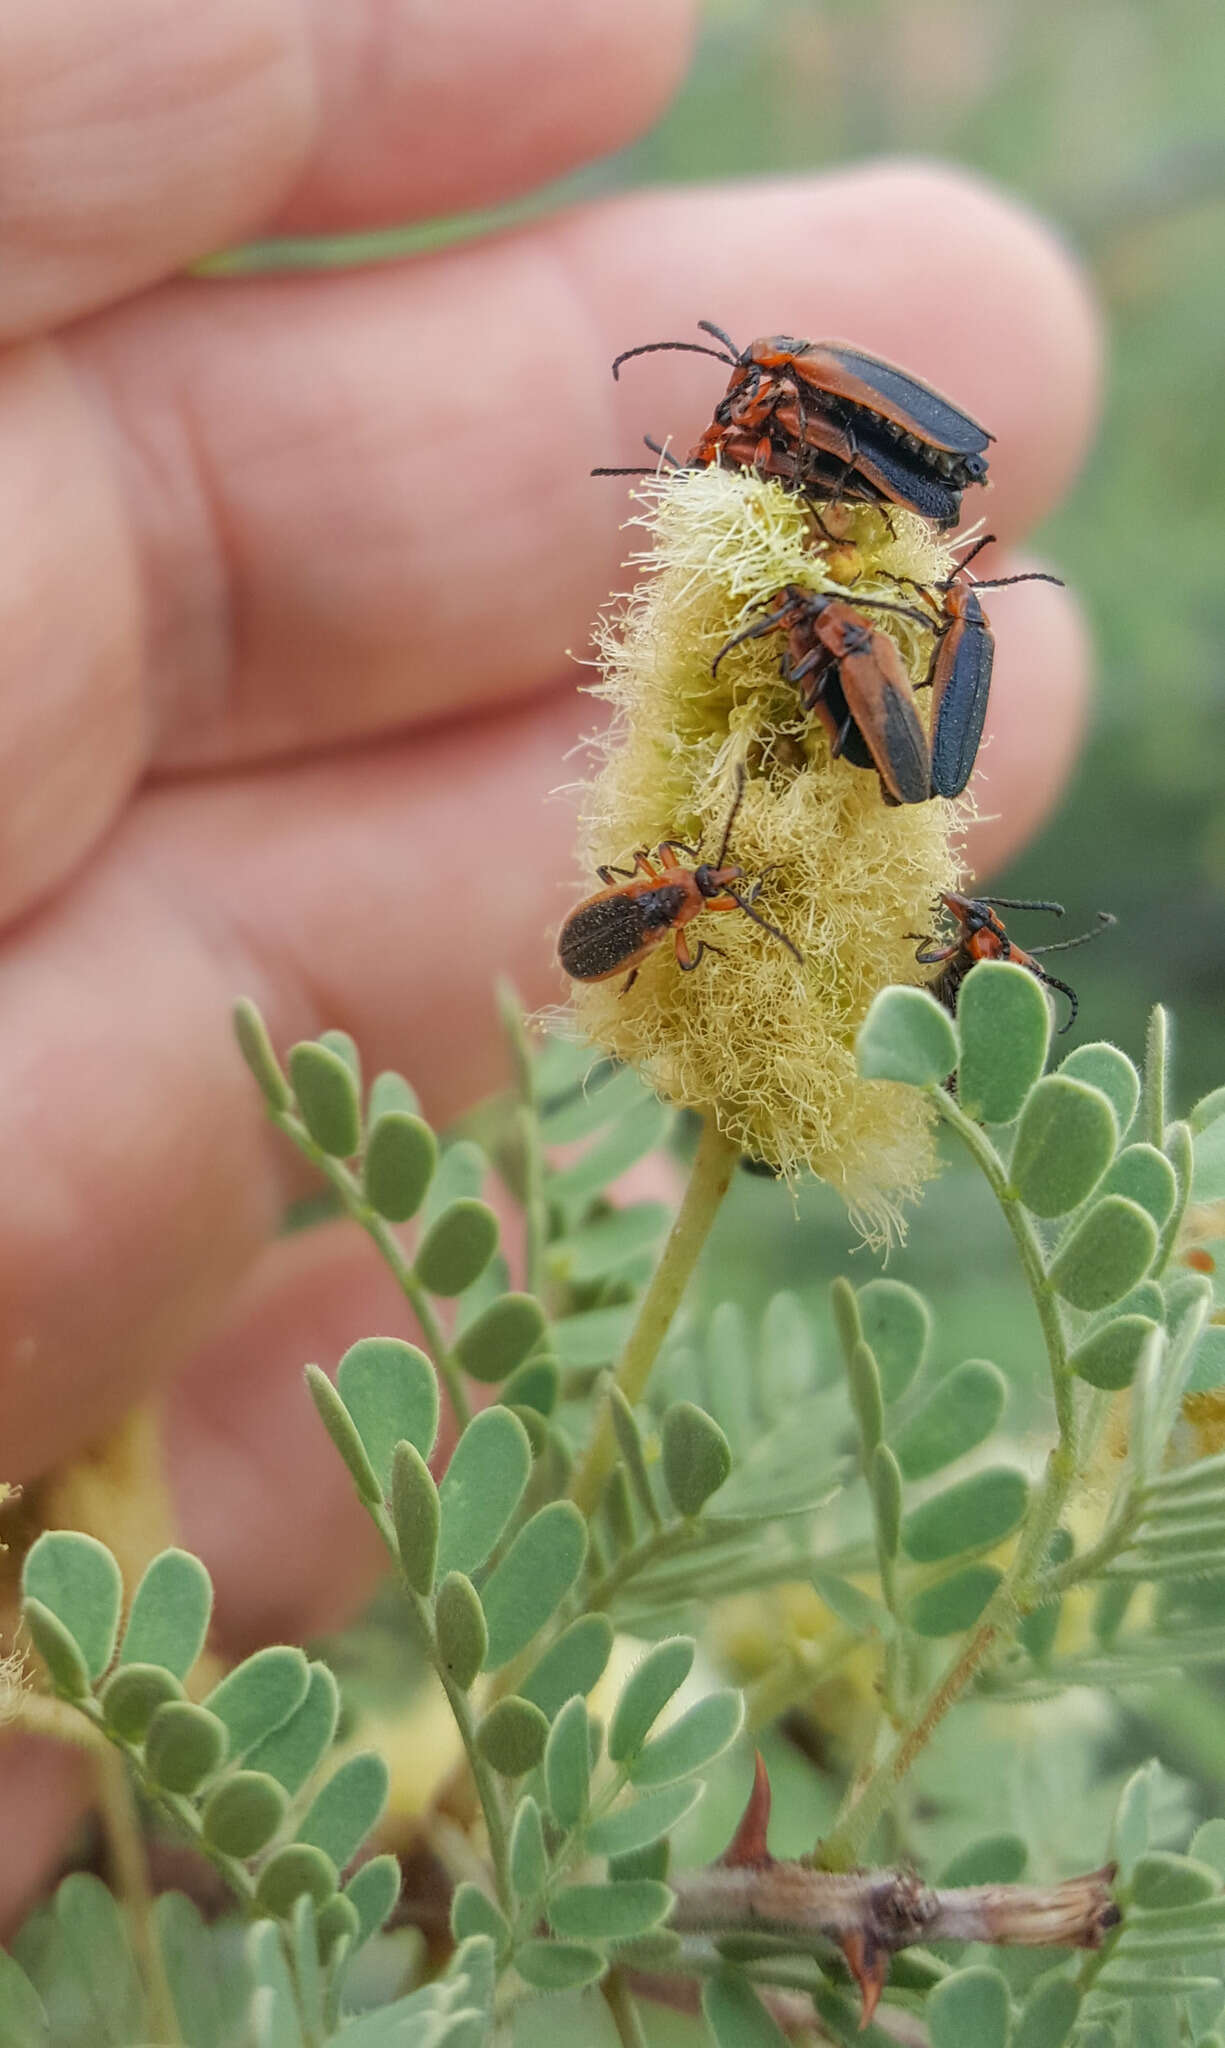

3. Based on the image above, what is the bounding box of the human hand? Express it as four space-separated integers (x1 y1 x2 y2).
0 0 1099 1919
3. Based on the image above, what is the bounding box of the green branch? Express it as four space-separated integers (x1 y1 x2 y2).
819 1085 1082 1869
570 1116 739 1517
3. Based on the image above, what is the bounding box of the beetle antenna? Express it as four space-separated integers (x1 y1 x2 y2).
725 888 803 962
970 569 1066 592
591 465 663 477
1027 912 1117 957
952 533 996 575
714 765 748 868
612 332 739 380
978 895 1066 916
643 433 686 470
1033 967 1080 1033
711 603 785 674
696 320 741 356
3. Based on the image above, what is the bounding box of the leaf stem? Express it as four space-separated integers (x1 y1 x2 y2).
271 1110 472 1429
819 1086 1081 1868
602 1967 650 2048
570 1117 739 1518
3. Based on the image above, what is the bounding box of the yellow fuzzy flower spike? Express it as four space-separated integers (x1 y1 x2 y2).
567 465 966 1235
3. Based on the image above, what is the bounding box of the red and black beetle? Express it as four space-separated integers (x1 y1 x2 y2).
712 586 933 806
605 323 992 527
912 538 1065 799
557 773 800 993
915 892 1116 1031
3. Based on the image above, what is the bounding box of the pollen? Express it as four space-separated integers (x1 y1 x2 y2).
565 466 966 1238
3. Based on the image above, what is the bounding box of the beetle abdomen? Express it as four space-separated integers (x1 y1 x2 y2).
558 883 689 981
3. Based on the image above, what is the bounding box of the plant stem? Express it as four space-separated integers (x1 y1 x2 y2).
272 1111 472 1429
602 1968 650 2048
359 1496 514 1915
570 1116 739 1517
819 1087 1081 1869
96 1746 182 2045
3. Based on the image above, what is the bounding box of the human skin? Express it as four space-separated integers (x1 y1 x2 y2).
0 0 1100 1923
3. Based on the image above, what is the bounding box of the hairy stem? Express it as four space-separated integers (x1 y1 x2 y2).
819 1087 1081 1868
570 1116 739 1517
602 1968 650 2048
271 1111 472 1429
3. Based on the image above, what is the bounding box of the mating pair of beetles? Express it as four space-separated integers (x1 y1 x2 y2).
597 321 1058 809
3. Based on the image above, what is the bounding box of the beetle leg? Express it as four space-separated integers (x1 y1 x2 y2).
658 839 702 862
618 968 640 996
913 938 957 965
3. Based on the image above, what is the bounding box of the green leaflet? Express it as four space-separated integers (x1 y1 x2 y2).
509 1796 547 1905
255 1844 338 1917
857 985 957 1088
586 1782 703 1859
201 1772 288 1858
336 1336 439 1492
661 1402 731 1516
1070 1316 1158 1391
232 999 291 1111
476 1698 549 1778
1099 1143 1178 1228
519 1615 614 1721
22 1532 122 1683
892 1359 1007 1478
1060 1041 1141 1135
391 1439 440 1594
435 1574 488 1691
857 1279 930 1402
608 1639 696 1763
204 1647 310 1759
901 1467 1029 1563
938 1833 1027 1886
362 1112 437 1222
956 960 1051 1125
100 1664 183 1742
703 1971 789 2047
1050 1196 1158 1311
296 1752 390 1867
244 1662 339 1794
927 1966 1011 2048
453 1293 548 1384
435 1407 532 1580
450 1884 510 1953
145 1703 228 1795
479 1501 587 1670
548 1880 672 1941
414 1199 500 1296
544 1695 591 1831
1012 1975 1081 2048
513 1942 604 1992
908 1565 1003 1637
344 1855 402 1947
287 1040 361 1156
118 1549 212 1679
628 1689 743 1788
1010 1075 1117 1217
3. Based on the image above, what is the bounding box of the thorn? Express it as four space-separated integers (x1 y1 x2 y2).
839 1930 888 2030
721 1751 773 1868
